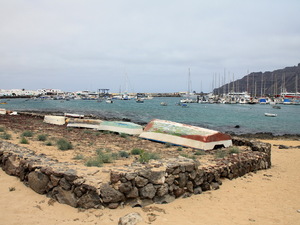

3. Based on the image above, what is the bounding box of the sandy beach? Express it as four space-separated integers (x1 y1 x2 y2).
1 137 300 225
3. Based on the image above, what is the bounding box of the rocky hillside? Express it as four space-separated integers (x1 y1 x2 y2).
213 63 300 96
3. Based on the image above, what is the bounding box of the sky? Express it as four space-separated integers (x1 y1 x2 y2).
1 0 300 93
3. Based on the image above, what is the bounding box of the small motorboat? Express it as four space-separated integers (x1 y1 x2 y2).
160 102 168 106
264 113 277 117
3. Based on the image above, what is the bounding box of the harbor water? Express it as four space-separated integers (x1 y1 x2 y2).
1 97 300 135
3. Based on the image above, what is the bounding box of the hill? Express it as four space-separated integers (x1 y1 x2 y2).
213 63 300 96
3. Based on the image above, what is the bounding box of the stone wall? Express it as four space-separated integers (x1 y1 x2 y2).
0 137 271 209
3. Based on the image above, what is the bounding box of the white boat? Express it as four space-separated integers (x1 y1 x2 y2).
98 121 143 135
44 115 66 125
106 99 113 104
64 113 84 118
139 119 232 150
66 118 102 129
160 102 168 106
264 113 277 117
0 108 6 115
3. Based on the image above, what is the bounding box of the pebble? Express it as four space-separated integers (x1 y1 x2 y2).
297 209 300 213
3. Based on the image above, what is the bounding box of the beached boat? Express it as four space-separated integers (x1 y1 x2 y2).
66 118 102 129
44 115 66 125
0 108 6 115
64 113 84 118
98 121 143 135
139 119 232 150
264 113 277 117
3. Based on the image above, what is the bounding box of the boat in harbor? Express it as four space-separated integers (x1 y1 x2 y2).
139 119 232 150
98 121 143 135
264 113 277 117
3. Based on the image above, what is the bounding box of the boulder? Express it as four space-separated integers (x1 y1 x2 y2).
118 212 143 225
52 186 77 207
139 183 156 199
77 191 102 209
100 183 125 203
28 171 50 194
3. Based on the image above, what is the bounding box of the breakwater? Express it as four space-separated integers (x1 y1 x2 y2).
0 137 271 209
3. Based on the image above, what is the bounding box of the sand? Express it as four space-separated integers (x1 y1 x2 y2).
1 139 300 225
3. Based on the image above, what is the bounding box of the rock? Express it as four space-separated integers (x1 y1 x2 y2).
111 171 122 183
100 184 125 203
77 191 102 209
119 182 133 194
126 187 139 198
134 176 148 187
153 194 175 204
3 155 21 176
211 182 220 190
140 183 156 199
174 188 185 198
201 182 211 191
28 171 50 194
193 187 202 195
186 181 194 192
156 183 169 197
178 172 188 188
52 186 77 207
279 145 289 149
118 212 143 225
108 202 119 209
59 177 72 190
139 169 166 185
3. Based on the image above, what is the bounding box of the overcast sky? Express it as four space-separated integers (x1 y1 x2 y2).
1 0 300 93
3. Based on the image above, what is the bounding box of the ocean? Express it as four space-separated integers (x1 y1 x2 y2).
2 97 300 135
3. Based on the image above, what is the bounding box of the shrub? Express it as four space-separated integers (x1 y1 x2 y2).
194 150 206 156
0 127 5 132
228 146 240 154
177 147 183 151
96 149 113 163
0 132 11 140
37 134 47 141
20 137 29 144
215 150 228 159
45 141 52 146
119 151 130 158
180 153 196 160
22 131 33 137
119 133 129 139
73 154 84 160
131 148 143 155
139 151 160 163
165 142 172 148
85 158 103 167
57 138 73 150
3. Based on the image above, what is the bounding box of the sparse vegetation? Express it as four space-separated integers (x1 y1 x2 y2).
194 150 206 156
57 138 73 150
139 151 160 163
45 141 53 146
73 154 85 160
228 146 240 154
215 150 228 159
20 137 29 144
177 147 183 151
22 130 33 137
131 148 143 155
119 151 130 158
165 142 172 148
0 127 5 132
85 157 103 167
37 134 47 141
180 153 196 160
0 132 11 140
119 133 129 139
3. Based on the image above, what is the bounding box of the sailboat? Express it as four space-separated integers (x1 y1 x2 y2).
180 68 197 103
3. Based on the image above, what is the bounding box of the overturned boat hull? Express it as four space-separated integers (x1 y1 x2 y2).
66 118 102 129
44 115 66 125
98 121 143 135
139 119 232 150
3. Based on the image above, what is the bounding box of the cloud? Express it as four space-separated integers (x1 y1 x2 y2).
1 0 300 93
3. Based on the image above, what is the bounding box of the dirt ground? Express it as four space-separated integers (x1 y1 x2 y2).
1 114 300 225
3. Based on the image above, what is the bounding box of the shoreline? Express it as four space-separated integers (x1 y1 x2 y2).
16 110 300 139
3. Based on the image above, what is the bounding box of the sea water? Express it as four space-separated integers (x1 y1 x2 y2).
2 97 300 135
